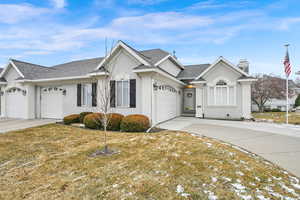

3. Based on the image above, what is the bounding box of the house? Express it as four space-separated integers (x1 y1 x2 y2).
252 77 300 112
0 41 255 124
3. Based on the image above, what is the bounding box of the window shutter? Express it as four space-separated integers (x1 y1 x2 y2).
92 83 97 107
77 84 82 107
130 79 136 108
110 80 116 108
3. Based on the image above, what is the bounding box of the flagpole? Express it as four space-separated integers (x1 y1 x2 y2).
284 44 290 124
286 73 289 124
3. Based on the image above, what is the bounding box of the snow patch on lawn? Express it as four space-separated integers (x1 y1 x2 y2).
236 171 244 176
211 177 218 183
176 185 190 198
204 142 212 148
279 182 299 198
204 190 218 200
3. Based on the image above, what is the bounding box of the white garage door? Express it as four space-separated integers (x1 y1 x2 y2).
155 82 178 123
6 88 26 119
41 87 63 119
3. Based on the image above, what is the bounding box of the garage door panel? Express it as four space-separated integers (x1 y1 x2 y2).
155 82 178 123
6 89 26 119
41 87 63 119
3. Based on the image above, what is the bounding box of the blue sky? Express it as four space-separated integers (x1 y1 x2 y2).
0 0 300 79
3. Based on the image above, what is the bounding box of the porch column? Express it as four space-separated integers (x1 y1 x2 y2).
195 84 205 118
241 82 252 119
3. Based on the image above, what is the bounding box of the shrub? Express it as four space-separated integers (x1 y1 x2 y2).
120 114 150 132
106 113 124 131
83 113 103 129
295 94 300 108
271 108 281 112
63 114 80 125
79 112 93 123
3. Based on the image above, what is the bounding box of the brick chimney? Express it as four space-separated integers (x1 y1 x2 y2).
237 59 249 74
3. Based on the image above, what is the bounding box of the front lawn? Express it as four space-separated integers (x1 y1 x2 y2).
0 124 299 199
253 112 300 125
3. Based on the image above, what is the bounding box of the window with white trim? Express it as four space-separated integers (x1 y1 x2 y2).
116 80 129 107
82 84 92 106
208 80 235 106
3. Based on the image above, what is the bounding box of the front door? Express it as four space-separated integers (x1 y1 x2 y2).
183 88 195 114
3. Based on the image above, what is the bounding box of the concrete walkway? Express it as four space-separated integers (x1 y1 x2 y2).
0 118 58 133
158 117 300 177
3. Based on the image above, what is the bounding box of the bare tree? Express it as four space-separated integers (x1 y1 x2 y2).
252 74 293 112
91 39 117 155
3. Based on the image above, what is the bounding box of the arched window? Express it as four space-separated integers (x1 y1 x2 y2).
208 79 235 106
216 80 227 85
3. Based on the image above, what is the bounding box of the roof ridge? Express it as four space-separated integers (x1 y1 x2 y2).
10 59 51 69
184 64 210 67
52 57 103 67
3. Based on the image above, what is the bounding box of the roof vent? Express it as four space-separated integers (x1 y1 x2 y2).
237 59 249 74
172 50 177 59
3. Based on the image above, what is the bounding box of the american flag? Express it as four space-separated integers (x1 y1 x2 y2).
284 49 291 77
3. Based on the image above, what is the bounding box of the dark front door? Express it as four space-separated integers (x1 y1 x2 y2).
183 88 195 114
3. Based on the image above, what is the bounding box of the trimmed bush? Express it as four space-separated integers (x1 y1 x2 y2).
120 114 150 132
63 114 80 125
83 113 103 129
107 113 124 131
295 94 300 108
79 112 93 123
271 108 281 112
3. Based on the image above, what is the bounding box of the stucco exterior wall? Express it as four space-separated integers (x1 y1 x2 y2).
200 61 245 119
0 86 4 116
4 65 21 81
159 59 181 77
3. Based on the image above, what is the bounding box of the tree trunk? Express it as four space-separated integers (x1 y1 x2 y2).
259 105 264 112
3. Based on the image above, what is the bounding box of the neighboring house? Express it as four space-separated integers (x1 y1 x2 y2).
252 79 300 112
0 41 255 124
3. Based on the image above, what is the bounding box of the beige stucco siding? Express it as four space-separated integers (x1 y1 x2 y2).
159 59 181 77
201 61 245 119
4 65 21 82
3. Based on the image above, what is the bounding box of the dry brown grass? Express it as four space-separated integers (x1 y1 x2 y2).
253 112 300 125
0 124 299 200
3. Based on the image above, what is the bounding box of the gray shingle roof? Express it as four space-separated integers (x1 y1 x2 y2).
177 64 210 79
139 49 169 64
238 75 255 80
3 43 184 81
11 59 54 79
7 48 169 80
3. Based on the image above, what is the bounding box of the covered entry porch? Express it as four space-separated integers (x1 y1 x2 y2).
182 84 204 118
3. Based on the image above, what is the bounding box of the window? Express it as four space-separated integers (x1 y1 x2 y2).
208 80 235 106
81 84 92 106
116 80 129 107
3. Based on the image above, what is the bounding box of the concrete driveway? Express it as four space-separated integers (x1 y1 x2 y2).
158 117 300 177
0 118 58 133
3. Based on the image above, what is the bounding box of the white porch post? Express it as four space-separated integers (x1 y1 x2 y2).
241 82 252 119
195 84 205 118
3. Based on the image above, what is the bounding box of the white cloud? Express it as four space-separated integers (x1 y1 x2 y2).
111 12 213 30
278 17 300 30
0 4 49 24
188 0 250 10
50 0 67 9
127 0 169 5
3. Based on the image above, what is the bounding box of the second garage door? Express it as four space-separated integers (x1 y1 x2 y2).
41 87 63 119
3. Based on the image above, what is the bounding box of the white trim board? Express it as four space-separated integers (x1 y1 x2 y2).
0 60 25 78
133 68 186 86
